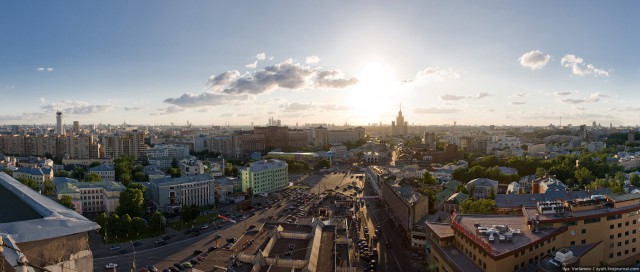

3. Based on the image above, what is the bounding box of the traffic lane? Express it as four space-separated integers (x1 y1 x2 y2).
151 204 287 270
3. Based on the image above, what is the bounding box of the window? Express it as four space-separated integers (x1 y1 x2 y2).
610 235 614 239
619 233 622 238
634 230 637 234
634 238 637 243
619 223 623 228
610 243 614 248
627 221 630 226
582 229 587 234
570 230 576 236
618 252 622 257
585 218 601 224
611 224 615 229
581 239 586 244
610 253 614 258
626 240 629 245
608 214 623 221
618 242 622 246
570 241 576 246
626 231 630 236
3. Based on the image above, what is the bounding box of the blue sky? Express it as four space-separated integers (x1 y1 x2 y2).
1 1 639 127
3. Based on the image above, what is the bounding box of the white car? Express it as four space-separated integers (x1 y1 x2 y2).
105 263 118 269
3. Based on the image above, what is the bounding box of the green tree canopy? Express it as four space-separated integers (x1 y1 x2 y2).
117 187 145 217
84 172 102 182
459 199 495 214
59 195 75 209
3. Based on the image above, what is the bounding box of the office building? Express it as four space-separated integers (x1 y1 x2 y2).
240 159 288 195
149 174 216 212
55 178 126 214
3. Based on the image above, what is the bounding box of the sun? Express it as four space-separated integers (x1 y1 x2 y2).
350 62 398 123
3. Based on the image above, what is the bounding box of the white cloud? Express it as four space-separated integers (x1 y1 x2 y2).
440 92 491 101
165 92 249 107
40 97 46 103
316 70 358 88
280 103 349 112
414 107 460 114
559 92 608 104
305 56 320 64
41 100 113 115
561 54 609 76
509 101 526 105
245 52 268 69
414 67 460 81
124 107 143 111
518 50 551 70
513 92 526 97
152 106 184 115
167 59 357 107
245 61 258 69
554 91 573 96
36 67 55 72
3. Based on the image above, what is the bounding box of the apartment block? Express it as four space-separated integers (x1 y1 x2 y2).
149 174 216 212
240 159 288 195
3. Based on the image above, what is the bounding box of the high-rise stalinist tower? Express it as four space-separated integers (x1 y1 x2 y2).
391 104 408 136
56 111 64 135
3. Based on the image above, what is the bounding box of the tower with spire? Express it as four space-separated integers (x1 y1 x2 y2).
391 104 408 136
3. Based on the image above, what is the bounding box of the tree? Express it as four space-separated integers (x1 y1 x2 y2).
89 162 102 168
121 214 133 237
133 171 148 182
535 167 547 177
459 199 495 214
181 204 201 222
43 180 55 195
96 212 108 234
59 195 75 209
55 170 70 177
574 167 595 185
117 188 145 217
132 217 146 235
150 211 165 232
109 213 121 238
70 166 85 180
127 182 147 193
418 171 437 185
171 158 179 169
455 184 468 194
17 177 38 190
314 159 331 170
488 187 496 200
84 172 102 182
630 173 640 187
170 168 181 178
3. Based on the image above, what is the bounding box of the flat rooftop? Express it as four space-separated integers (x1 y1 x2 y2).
456 214 564 257
438 245 483 272
523 201 640 223
268 238 310 260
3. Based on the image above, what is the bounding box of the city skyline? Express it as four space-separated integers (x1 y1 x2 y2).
2 1 640 127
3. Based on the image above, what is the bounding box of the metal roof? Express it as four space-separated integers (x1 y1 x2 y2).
0 173 99 243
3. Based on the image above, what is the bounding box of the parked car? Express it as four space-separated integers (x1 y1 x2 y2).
207 246 218 252
109 245 121 250
193 250 203 255
226 237 236 243
118 249 129 255
133 241 142 247
105 263 118 269
145 265 159 272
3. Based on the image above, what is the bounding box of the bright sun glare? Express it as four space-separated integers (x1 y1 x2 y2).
350 62 397 122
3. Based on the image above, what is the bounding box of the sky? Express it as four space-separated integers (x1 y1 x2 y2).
1 1 639 127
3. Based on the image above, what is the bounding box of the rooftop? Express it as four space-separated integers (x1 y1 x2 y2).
0 173 99 243
246 159 288 172
151 173 214 185
89 164 114 172
455 214 565 258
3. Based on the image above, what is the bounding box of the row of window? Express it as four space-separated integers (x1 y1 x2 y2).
608 229 637 239
609 247 636 259
609 219 637 229
610 238 637 248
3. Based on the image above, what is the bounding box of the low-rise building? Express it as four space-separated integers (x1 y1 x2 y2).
382 178 430 240
466 178 499 199
179 159 205 176
240 159 288 195
55 179 126 214
12 166 53 190
88 164 115 181
149 174 216 212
